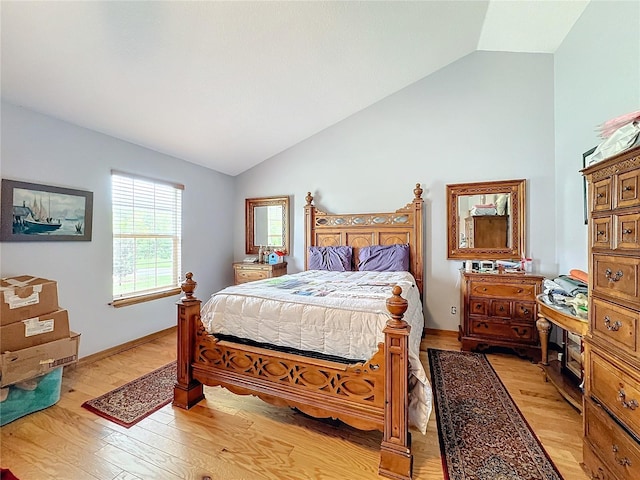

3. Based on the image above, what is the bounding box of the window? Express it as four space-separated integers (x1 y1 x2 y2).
111 171 183 307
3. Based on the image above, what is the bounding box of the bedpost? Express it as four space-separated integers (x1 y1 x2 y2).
304 192 314 271
379 285 412 480
173 272 205 409
412 183 424 295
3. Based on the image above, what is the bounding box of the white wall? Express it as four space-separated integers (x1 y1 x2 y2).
2 0 636 353
554 0 640 273
0 102 235 357
235 51 556 331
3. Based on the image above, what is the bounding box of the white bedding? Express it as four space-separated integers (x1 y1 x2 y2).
200 270 432 433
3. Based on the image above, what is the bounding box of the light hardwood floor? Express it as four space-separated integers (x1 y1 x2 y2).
1 329 588 479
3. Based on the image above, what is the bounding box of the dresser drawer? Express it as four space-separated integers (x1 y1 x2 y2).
617 168 640 209
513 301 535 321
593 255 640 306
592 298 638 354
468 281 536 300
616 213 640 250
469 298 489 316
470 319 536 342
235 269 269 283
489 299 511 318
584 399 640 480
592 216 612 249
589 350 640 438
593 178 612 212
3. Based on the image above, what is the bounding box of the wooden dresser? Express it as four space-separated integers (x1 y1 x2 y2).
459 271 544 362
464 215 509 248
582 146 640 480
233 262 287 285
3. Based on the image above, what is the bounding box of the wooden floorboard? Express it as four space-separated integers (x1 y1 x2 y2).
1 330 588 479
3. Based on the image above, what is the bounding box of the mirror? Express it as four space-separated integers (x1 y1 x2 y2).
446 179 526 260
245 196 290 255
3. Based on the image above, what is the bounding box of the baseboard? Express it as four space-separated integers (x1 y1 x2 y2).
425 328 459 338
78 326 176 366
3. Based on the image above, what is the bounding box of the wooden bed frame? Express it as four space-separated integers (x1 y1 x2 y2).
173 184 424 480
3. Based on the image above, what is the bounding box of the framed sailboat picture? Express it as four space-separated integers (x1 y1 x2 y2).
0 179 93 242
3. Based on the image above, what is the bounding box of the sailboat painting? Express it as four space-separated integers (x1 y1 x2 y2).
1 179 93 242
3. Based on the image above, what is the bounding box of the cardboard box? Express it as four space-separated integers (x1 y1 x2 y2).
0 332 80 387
1 276 59 325
0 309 70 352
0 367 63 426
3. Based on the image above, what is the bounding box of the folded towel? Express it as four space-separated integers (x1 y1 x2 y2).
553 276 588 297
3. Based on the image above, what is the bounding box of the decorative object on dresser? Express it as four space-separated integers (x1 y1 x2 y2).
581 145 640 480
459 271 544 362
535 293 588 412
233 261 287 285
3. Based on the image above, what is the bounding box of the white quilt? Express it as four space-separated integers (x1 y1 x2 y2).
200 270 432 433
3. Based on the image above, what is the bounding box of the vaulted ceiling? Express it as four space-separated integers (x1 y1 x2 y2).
1 1 589 176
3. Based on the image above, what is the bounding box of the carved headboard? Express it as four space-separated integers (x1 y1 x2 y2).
304 184 424 294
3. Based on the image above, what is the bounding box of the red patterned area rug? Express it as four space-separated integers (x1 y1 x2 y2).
82 362 176 428
428 349 563 480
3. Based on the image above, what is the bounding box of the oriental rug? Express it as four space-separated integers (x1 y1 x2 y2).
82 362 176 428
427 349 563 480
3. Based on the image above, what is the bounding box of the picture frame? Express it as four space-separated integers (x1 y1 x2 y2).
582 147 596 225
1 179 93 242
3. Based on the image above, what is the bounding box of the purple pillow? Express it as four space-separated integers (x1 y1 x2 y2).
358 244 410 272
308 246 352 271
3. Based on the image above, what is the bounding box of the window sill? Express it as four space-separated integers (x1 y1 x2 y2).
110 287 182 308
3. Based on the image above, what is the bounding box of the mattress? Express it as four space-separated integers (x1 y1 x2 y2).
200 269 432 433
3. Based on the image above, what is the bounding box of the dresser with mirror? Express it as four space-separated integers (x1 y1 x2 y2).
237 195 290 284
448 179 544 361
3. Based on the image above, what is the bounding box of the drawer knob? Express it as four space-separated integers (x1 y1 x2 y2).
618 387 639 410
622 228 633 234
512 327 528 337
597 193 605 198
522 308 530 315
623 185 634 192
597 230 605 236
605 268 623 282
604 315 622 331
499 306 504 311
612 445 632 467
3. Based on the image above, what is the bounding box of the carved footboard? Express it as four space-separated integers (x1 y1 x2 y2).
173 273 413 480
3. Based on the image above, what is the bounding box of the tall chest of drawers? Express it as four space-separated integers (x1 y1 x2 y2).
582 145 640 480
459 271 544 362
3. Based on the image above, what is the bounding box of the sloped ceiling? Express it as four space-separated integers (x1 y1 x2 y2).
0 1 589 176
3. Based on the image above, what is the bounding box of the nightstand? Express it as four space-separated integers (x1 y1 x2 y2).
233 262 287 285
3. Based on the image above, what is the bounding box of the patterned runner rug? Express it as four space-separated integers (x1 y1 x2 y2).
82 362 176 428
428 349 563 480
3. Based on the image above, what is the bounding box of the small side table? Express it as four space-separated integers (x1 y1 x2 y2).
535 294 589 412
